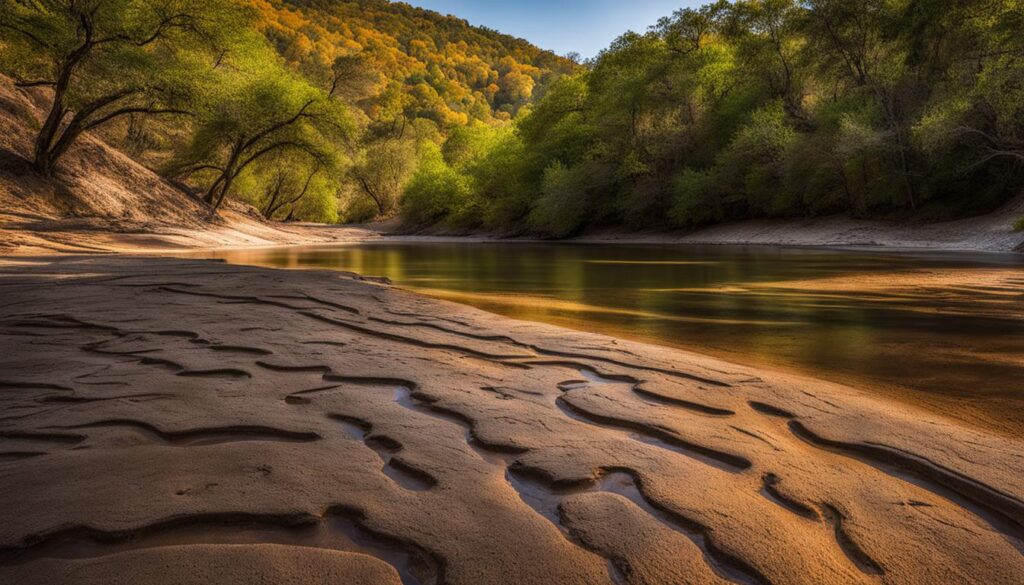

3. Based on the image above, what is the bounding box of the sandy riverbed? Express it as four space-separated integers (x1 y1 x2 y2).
1 254 1023 584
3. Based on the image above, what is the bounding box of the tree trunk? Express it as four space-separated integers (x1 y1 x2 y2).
32 32 93 177
213 173 236 211
262 171 287 220
357 175 386 215
204 140 244 209
32 82 70 177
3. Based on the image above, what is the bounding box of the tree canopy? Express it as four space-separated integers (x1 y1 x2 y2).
0 0 241 175
397 0 1024 236
3 0 1020 231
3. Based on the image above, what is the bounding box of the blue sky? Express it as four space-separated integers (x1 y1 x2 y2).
405 1 702 59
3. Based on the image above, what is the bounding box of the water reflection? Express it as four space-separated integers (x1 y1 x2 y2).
185 243 1024 433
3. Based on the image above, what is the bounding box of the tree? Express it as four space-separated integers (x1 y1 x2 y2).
0 0 233 176
724 0 808 124
166 69 352 211
656 1 727 56
256 155 322 220
347 136 417 216
326 53 381 103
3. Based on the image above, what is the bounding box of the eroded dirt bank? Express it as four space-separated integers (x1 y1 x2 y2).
1 255 1023 585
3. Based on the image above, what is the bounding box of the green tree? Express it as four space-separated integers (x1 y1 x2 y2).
0 0 235 176
401 141 470 227
244 151 327 221
166 66 352 211
347 135 417 216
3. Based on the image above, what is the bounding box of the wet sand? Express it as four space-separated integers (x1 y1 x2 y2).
2 255 1024 584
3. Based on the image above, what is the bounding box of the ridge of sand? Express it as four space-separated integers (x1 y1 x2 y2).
1 255 1022 584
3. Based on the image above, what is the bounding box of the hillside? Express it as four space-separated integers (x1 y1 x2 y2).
263 0 577 123
72 0 579 223
0 76 372 255
398 0 1024 240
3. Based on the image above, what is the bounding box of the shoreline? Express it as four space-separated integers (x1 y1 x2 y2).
567 207 1024 254
171 240 1024 438
4 220 1021 259
2 253 1023 584
6 218 1020 436
4 192 1023 256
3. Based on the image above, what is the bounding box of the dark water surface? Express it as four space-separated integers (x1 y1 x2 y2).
188 243 1024 433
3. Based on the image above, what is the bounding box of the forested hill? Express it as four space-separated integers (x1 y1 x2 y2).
261 0 576 124
403 0 1024 236
1 0 1021 236
0 0 576 226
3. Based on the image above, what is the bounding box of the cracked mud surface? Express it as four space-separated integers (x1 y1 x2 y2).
1 255 1023 584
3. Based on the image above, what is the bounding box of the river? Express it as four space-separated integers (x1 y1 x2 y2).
186 242 1024 435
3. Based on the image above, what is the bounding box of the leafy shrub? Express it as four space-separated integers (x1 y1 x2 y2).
669 169 720 227
528 162 593 237
401 143 471 227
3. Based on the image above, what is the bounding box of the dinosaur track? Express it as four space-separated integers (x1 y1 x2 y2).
288 378 622 582
634 386 735 416
176 369 252 379
760 474 819 521
366 316 734 387
256 361 333 374
534 361 735 418
820 504 885 576
301 312 528 360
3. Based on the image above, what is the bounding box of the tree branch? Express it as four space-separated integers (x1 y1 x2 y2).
173 163 226 178
94 12 196 47
83 107 191 131
236 141 316 176
240 99 318 153
0 21 52 48
14 79 57 88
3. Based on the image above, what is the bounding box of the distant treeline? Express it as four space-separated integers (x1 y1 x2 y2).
404 0 1024 236
1 1 1021 234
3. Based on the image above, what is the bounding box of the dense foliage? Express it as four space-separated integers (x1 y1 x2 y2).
404 0 1024 235
0 0 240 176
3 1 1021 231
1 0 574 222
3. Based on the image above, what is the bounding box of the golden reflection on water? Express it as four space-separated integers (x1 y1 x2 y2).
414 287 801 327
583 260 720 265
182 243 1024 434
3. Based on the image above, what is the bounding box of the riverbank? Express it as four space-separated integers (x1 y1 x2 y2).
183 241 1024 439
2 253 1023 584
5 194 1021 257
4 205 1022 257
572 196 1024 253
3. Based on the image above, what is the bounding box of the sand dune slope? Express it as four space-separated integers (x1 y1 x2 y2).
1 256 1022 585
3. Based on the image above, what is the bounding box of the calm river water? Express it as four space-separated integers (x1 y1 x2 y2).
188 243 1024 433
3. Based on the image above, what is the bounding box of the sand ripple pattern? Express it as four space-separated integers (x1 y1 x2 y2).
0 256 1023 585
